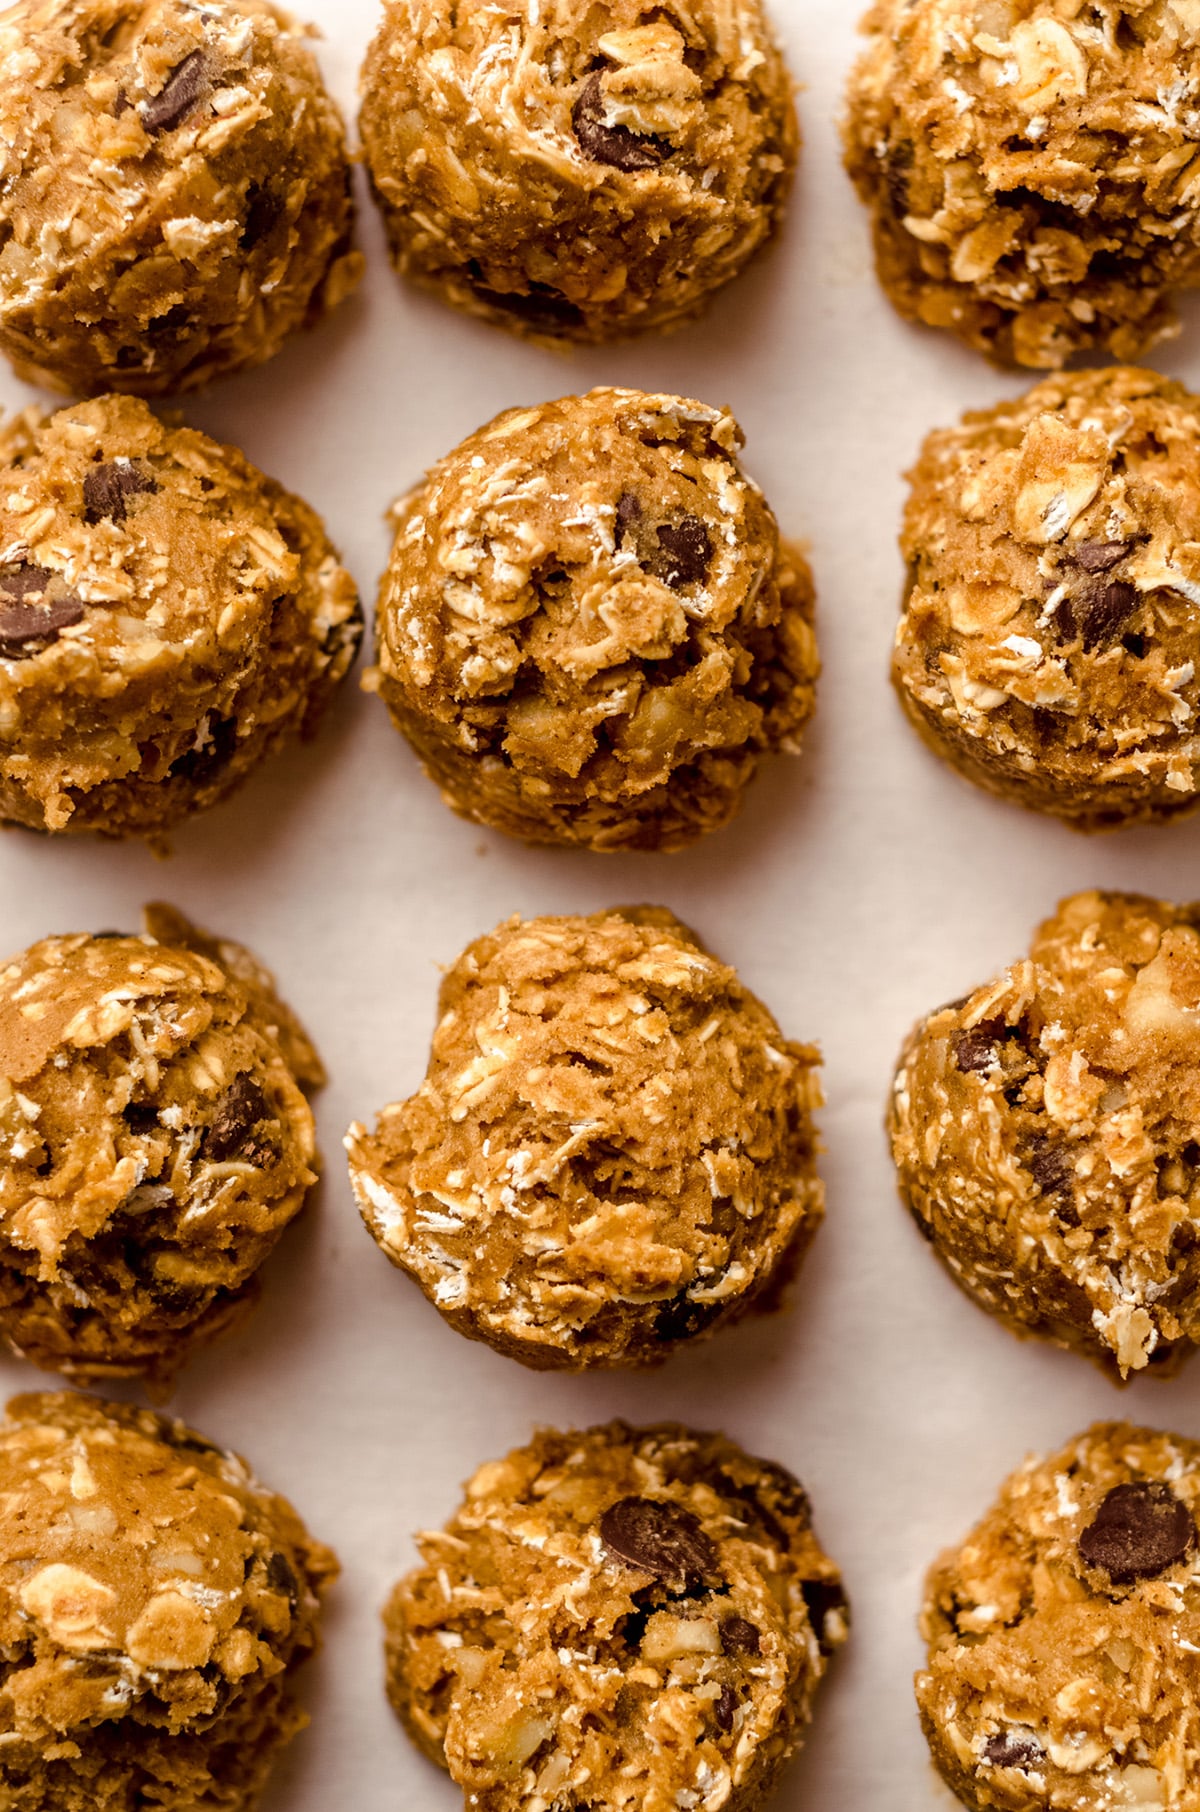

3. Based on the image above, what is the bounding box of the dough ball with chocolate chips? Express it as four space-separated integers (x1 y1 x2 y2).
385 1420 846 1812
844 0 1200 369
359 0 796 344
367 388 818 851
0 903 324 1388
890 890 1200 1381
920 1422 1200 1812
0 394 361 839
895 368 1200 831
0 1390 336 1812
346 907 823 1370
0 0 362 397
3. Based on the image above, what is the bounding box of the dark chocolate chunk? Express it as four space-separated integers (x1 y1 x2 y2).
170 714 240 787
1078 577 1139 651
141 50 212 134
714 1686 738 1733
800 1577 848 1654
1074 540 1134 574
0 562 53 602
201 1074 270 1164
572 73 671 172
83 459 158 525
241 183 282 251
653 1290 723 1343
1024 1134 1074 1200
954 1019 1004 1074
462 265 585 332
650 517 713 590
981 1731 1045 1772
719 1614 761 1657
0 572 85 658
266 1550 299 1608
599 1497 717 1587
1078 1481 1195 1584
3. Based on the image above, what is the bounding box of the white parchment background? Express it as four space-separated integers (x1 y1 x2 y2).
5 3 1200 1806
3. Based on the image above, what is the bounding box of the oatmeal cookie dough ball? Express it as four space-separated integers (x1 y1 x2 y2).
0 902 323 1387
347 908 823 1370
845 0 1200 369
0 0 362 398
359 0 797 345
0 1390 336 1812
889 890 1200 1380
895 368 1200 831
0 394 361 838
385 1420 847 1812
919 1422 1200 1812
367 388 818 852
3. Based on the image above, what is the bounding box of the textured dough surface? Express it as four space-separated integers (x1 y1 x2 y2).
0 0 362 397
0 903 323 1386
894 367 1200 831
844 0 1200 369
919 1421 1200 1812
0 394 361 838
890 890 1200 1380
0 1389 335 1812
367 387 818 852
385 1420 847 1812
359 0 796 344
347 908 823 1370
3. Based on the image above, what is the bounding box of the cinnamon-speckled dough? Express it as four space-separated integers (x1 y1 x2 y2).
919 1421 1200 1812
0 903 322 1388
366 388 818 852
844 0 1200 369
359 0 797 344
894 368 1200 831
346 908 823 1371
385 1420 847 1812
0 0 362 397
890 890 1200 1380
0 1390 336 1812
0 394 361 838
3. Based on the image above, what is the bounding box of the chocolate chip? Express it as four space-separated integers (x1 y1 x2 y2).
0 599 85 657
714 1686 738 1733
1078 1481 1196 1584
599 1497 717 1587
171 714 240 786
954 1020 1004 1074
1074 540 1134 574
201 1074 270 1164
719 1615 761 1657
572 72 671 171
982 1731 1045 1772
266 1551 299 1608
1025 1134 1074 1200
83 459 158 525
649 517 713 590
653 1291 723 1343
122 1101 160 1135
462 265 585 332
1078 577 1139 650
800 1577 848 1655
141 50 212 134
0 563 53 602
241 183 281 251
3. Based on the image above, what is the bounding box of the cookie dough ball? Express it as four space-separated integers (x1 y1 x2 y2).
844 1 1200 369
347 907 822 1370
894 368 1200 831
385 1420 847 1812
0 1390 336 1812
920 1421 1200 1812
0 394 361 838
0 903 323 1387
888 890 1200 1380
359 0 796 345
367 388 818 851
0 0 362 397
